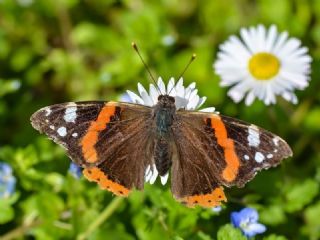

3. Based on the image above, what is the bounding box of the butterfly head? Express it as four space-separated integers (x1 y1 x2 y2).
157 94 175 108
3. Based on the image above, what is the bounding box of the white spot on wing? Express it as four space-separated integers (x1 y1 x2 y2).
247 125 260 147
49 125 55 130
273 137 280 146
160 172 169 185
72 132 78 137
267 153 273 159
255 152 265 163
244 155 250 160
64 104 77 123
45 108 51 116
57 127 67 137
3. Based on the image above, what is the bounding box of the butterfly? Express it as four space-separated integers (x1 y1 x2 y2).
30 77 292 208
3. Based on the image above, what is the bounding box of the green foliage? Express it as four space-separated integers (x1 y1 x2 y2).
284 179 319 213
217 224 246 240
0 0 320 239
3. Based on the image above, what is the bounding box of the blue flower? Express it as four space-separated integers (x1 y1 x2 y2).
231 207 266 238
0 162 16 199
69 163 82 178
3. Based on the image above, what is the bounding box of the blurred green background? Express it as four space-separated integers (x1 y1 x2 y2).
0 0 320 239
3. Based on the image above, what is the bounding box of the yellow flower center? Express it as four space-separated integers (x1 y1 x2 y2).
248 52 280 80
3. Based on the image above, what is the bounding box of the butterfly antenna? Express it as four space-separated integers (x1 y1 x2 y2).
132 42 162 94
168 53 196 95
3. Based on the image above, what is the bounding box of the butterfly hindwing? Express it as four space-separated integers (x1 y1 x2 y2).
31 101 154 195
170 110 292 207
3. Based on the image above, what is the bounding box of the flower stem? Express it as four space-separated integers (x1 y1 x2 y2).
77 197 124 240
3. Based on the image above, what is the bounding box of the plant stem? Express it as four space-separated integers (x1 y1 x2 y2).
77 197 124 240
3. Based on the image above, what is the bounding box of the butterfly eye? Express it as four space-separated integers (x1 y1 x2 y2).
158 95 164 101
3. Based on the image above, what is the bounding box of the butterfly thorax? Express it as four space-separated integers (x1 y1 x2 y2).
153 95 176 176
154 95 176 137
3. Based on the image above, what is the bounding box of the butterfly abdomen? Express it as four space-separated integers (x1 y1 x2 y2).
154 137 172 176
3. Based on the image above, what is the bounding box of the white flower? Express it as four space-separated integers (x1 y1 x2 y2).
124 77 216 185
126 77 216 112
214 24 312 105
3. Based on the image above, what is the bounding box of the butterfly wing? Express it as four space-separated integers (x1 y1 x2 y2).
171 110 292 208
31 101 155 196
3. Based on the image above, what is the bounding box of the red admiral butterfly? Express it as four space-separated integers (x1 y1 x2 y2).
30 46 292 208
30 79 292 208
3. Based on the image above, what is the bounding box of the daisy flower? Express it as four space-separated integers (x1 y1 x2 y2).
124 77 216 185
214 24 312 105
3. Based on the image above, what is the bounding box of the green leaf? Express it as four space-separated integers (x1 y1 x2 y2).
260 205 286 226
0 200 14 224
196 231 212 240
285 179 319 212
302 201 320 240
263 234 288 240
304 107 320 132
217 224 246 240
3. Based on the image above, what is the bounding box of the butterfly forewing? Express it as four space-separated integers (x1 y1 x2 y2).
31 101 154 195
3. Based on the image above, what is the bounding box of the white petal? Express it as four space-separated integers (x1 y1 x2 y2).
157 77 166 95
240 27 255 53
149 84 159 105
245 91 256 106
187 94 199 110
245 223 266 235
175 96 188 109
282 91 298 104
256 24 266 51
272 31 289 53
149 165 158 184
197 96 207 109
265 25 277 52
187 82 196 90
228 89 246 103
277 38 301 58
185 82 196 98
188 89 198 101
126 90 144 104
175 80 185 98
199 107 216 113
145 166 153 182
145 165 151 176
160 172 169 185
138 83 153 106
167 77 175 95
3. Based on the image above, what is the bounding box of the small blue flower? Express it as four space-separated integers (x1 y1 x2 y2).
231 207 266 238
69 163 82 178
0 162 16 199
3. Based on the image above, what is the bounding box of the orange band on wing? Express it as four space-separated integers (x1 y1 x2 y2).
180 187 227 208
81 103 117 163
83 167 130 196
209 115 240 182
